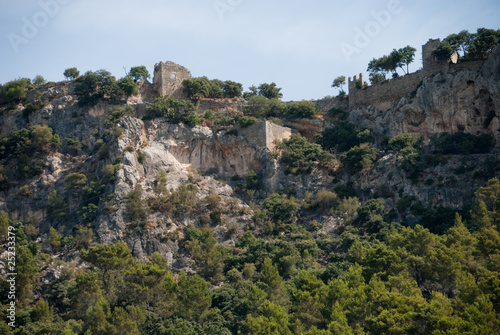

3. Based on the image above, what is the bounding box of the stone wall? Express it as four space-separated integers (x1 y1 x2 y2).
347 39 484 110
195 98 246 116
349 71 424 110
239 121 291 151
153 61 191 99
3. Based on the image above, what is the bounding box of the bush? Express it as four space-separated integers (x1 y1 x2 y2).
63 67 80 81
316 121 372 153
282 101 317 119
146 95 196 119
0 78 30 103
244 96 284 117
431 132 493 154
276 134 334 174
238 115 256 128
340 146 377 171
126 185 147 232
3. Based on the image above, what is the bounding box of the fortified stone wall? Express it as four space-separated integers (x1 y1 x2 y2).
196 98 246 116
153 61 191 99
347 39 475 110
239 121 291 151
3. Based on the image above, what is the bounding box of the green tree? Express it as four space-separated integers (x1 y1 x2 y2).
0 211 8 241
128 65 150 82
468 28 500 60
32 75 46 86
33 299 52 322
85 296 113 335
48 227 62 250
332 76 346 95
340 145 377 171
222 80 243 98
126 184 147 232
0 78 30 103
432 40 456 61
186 228 227 283
397 45 417 74
64 172 87 190
282 101 317 119
244 300 292 335
369 72 386 85
16 245 37 305
277 134 334 174
64 67 80 81
80 241 133 293
176 271 212 322
258 82 283 99
117 76 138 96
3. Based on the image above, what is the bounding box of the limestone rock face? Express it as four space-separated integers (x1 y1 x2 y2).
347 45 500 146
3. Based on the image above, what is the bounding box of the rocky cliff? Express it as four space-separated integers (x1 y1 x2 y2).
0 46 499 263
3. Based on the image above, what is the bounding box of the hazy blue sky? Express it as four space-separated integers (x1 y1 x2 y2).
1 0 499 100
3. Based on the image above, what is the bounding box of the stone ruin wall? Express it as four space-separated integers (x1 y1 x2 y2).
347 39 484 110
239 121 292 151
153 61 191 99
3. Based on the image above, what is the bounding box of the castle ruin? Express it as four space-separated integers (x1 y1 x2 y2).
347 39 470 110
153 61 191 99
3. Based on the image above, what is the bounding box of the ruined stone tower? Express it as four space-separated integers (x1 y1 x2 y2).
153 61 191 99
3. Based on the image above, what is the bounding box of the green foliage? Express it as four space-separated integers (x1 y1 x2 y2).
244 96 284 117
331 76 346 95
74 70 133 105
126 185 147 232
186 228 227 283
66 136 82 153
316 121 372 152
340 145 377 171
117 76 138 96
432 40 456 61
282 100 317 119
367 45 416 78
431 132 493 154
47 190 66 218
0 78 30 103
32 75 46 86
146 95 196 122
434 28 500 61
256 82 283 99
64 173 87 190
64 67 80 81
276 134 334 174
182 77 243 99
48 227 62 250
128 65 150 82
238 115 256 128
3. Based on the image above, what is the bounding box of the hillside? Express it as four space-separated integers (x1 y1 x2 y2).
0 43 500 333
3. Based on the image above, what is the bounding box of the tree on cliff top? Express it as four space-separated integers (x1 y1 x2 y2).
129 66 150 82
332 76 346 96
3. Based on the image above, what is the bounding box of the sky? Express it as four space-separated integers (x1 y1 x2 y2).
0 0 499 101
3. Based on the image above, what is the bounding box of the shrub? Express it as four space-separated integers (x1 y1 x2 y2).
146 95 196 119
282 101 317 119
316 121 372 153
126 185 147 232
0 78 30 103
388 133 420 150
276 134 334 174
340 146 377 171
63 67 80 81
431 132 493 154
64 173 87 190
238 115 256 128
107 105 134 125
137 151 146 164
